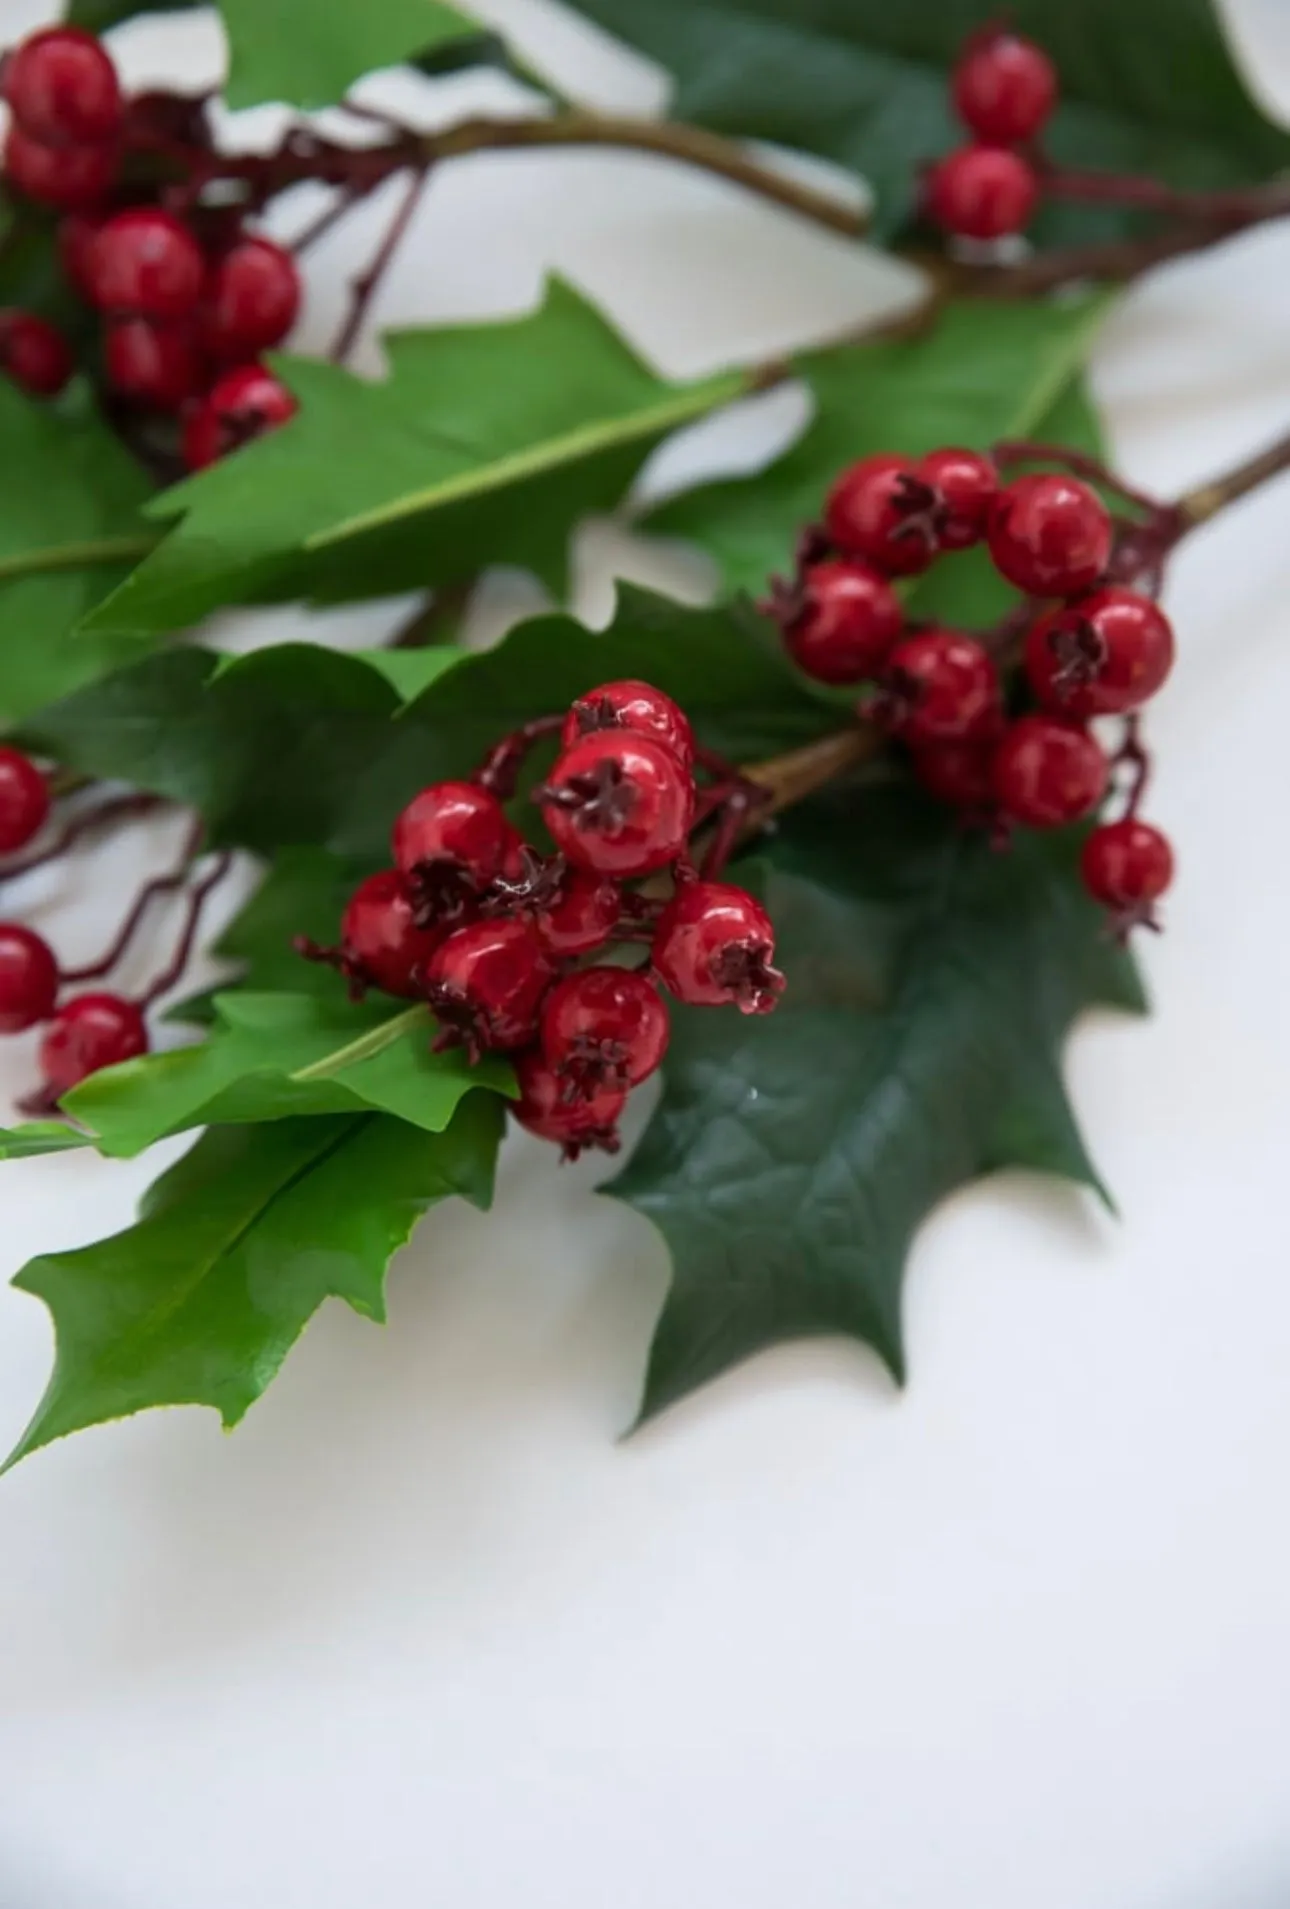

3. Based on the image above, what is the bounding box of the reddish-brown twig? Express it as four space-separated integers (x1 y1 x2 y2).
138 852 235 1009
60 819 204 984
330 165 432 362
0 793 162 884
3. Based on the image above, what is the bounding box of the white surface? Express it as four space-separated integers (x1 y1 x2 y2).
3 2 1290 1905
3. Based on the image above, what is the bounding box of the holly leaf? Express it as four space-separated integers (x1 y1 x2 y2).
609 786 1146 1422
0 1123 93 1161
23 589 838 861
560 0 1290 245
0 381 157 727
4 1094 502 1468
80 282 746 640
62 989 513 1159
649 294 1106 597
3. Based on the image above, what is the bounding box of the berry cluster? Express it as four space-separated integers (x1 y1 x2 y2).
298 681 785 1159
925 27 1056 242
0 26 298 466
0 747 150 1092
763 448 1177 934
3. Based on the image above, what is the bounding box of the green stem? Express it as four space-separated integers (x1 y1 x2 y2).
0 533 160 585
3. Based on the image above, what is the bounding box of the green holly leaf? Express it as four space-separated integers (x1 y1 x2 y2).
610 787 1146 1422
560 0 1290 245
5 1094 502 1468
0 381 158 727
62 989 513 1159
23 589 838 861
0 1123 93 1161
80 282 746 640
67 0 485 108
649 295 1106 597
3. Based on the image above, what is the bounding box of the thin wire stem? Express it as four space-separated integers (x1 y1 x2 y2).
329 165 432 362
138 852 235 1009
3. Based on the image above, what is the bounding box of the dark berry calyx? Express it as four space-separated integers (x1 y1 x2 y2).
1045 616 1108 695
709 938 785 1015
538 753 638 832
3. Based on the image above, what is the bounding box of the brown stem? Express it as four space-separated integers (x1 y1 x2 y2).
1172 425 1290 529
0 794 162 883
992 440 1159 515
138 851 235 1009
389 578 476 648
61 819 204 983
330 165 431 362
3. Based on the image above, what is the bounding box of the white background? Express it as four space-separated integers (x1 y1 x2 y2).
2 1 1290 1904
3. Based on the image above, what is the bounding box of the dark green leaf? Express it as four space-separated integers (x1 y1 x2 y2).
63 989 513 1158
609 785 1145 1423
561 0 1290 244
24 590 838 860
0 381 158 726
81 282 745 639
5 1095 502 1467
650 295 1106 597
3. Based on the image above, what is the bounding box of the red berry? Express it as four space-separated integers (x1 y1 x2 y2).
952 29 1057 145
2 27 122 146
879 631 999 744
0 309 73 396
339 870 444 999
911 738 997 812
539 731 694 879
825 453 942 577
103 317 203 410
652 880 784 1015
181 363 297 471
40 991 148 1093
0 747 49 852
780 558 903 684
540 966 669 1098
424 917 552 1059
992 716 1109 827
918 446 998 550
0 924 59 1034
561 679 694 773
1025 586 1175 717
531 865 622 957
392 779 514 924
512 1048 625 1161
925 146 1038 241
988 473 1112 596
1080 819 1175 920
57 211 104 299
202 235 301 360
84 208 206 319
2 124 117 208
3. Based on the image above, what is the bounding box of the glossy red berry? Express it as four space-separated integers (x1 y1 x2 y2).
2 124 117 208
2 27 122 146
879 631 999 744
825 453 942 577
911 738 997 812
84 208 206 319
561 679 694 773
779 558 903 684
424 917 552 1059
181 363 297 470
103 318 203 410
652 880 784 1015
530 865 622 958
540 731 694 879
988 473 1112 596
512 1048 625 1161
540 966 669 1099
392 779 514 924
0 747 49 852
202 236 301 360
1025 586 1175 717
40 992 148 1094
918 446 999 550
0 310 73 396
339 870 444 999
952 29 1057 145
925 146 1039 241
0 925 59 1034
992 716 1109 827
1080 818 1174 922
